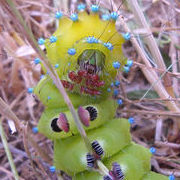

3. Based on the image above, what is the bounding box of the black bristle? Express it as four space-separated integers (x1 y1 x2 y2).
103 175 113 180
91 140 104 156
86 153 95 168
86 106 98 121
112 162 124 180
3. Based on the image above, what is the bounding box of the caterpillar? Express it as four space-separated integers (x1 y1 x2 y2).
32 2 170 180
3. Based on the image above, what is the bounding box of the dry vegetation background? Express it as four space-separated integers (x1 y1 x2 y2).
0 0 180 179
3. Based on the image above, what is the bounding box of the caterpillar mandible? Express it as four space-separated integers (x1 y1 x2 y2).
32 2 169 180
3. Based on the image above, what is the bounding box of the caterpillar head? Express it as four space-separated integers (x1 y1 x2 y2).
36 6 126 100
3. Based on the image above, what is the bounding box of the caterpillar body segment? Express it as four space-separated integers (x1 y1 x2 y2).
75 143 150 180
54 118 131 175
37 97 117 140
122 143 151 171
75 144 168 180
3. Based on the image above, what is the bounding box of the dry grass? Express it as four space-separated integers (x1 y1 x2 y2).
0 0 180 179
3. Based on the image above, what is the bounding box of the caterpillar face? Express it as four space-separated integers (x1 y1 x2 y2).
78 49 105 74
37 10 126 99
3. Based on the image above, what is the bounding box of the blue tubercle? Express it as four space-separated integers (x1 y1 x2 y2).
122 32 131 40
150 147 156 154
110 82 114 87
55 64 59 68
48 96 51 100
169 174 175 180
91 5 99 12
111 12 118 20
49 166 56 173
117 99 123 105
128 117 135 124
113 89 119 96
86 36 98 44
123 66 130 73
113 61 120 69
102 14 110 21
27 88 34 93
70 13 78 21
38 38 45 45
68 48 76 55
55 11 63 19
126 59 133 67
114 80 120 87
107 88 111 92
32 127 38 134
104 42 114 50
49 36 57 43
77 4 86 11
34 58 41 65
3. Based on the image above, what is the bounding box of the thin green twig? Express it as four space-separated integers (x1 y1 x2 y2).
0 119 19 180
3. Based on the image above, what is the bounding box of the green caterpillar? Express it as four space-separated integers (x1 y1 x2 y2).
32 3 169 180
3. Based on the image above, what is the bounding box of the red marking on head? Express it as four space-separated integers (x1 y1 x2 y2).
91 74 99 81
68 71 82 84
61 80 74 90
77 70 87 78
62 69 105 96
81 86 101 96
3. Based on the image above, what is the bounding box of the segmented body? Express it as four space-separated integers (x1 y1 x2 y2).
34 3 168 180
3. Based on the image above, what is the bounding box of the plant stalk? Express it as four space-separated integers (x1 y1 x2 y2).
0 119 19 180
126 0 177 103
118 15 180 113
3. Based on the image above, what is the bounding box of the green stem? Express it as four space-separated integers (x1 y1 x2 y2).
0 119 19 180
